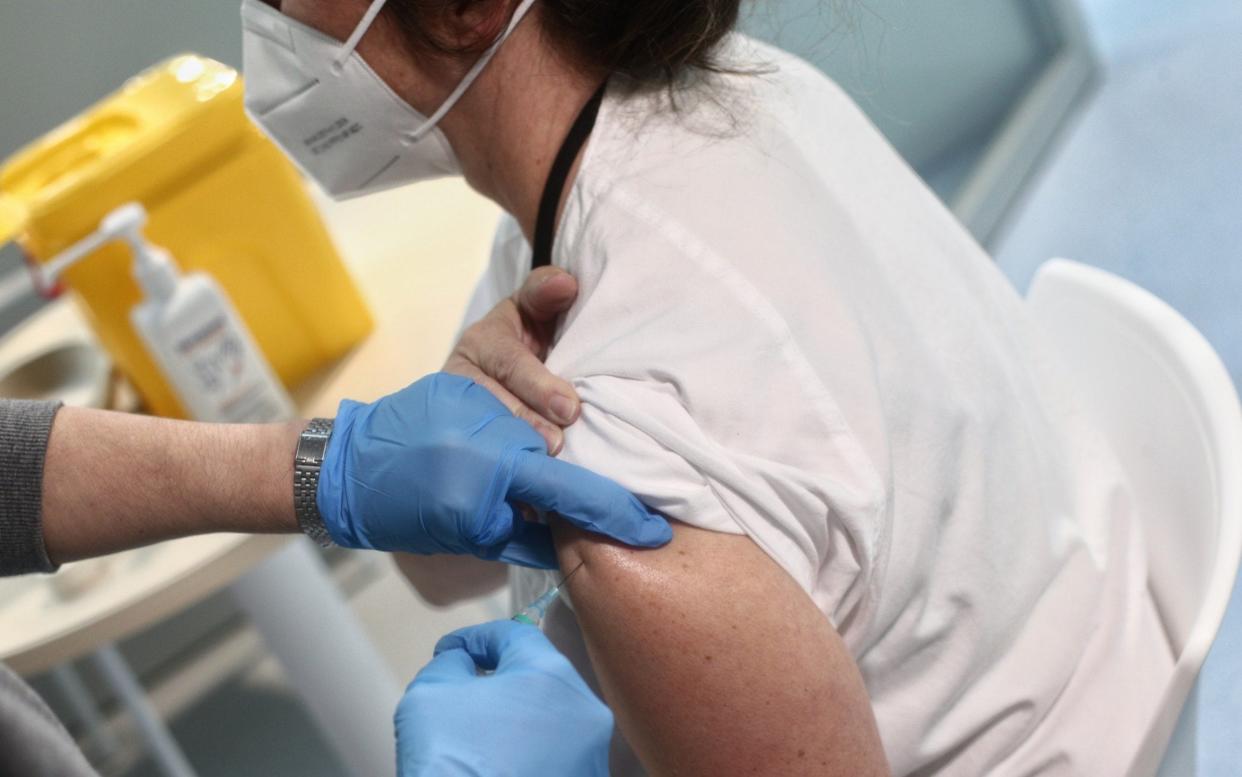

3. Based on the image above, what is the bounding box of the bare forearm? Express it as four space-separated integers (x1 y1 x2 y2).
41 406 304 565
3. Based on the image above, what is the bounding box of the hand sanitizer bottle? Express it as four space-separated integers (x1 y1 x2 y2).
112 206 296 423
44 203 295 423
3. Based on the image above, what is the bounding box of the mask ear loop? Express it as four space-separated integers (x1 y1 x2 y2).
334 0 391 74
404 0 539 144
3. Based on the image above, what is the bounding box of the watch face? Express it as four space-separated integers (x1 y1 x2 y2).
297 419 334 463
296 436 330 464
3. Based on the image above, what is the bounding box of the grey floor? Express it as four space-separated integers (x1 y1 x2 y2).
103 5 1242 776
126 674 348 777
993 3 1242 773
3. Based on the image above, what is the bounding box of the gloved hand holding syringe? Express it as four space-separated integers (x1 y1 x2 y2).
396 560 613 777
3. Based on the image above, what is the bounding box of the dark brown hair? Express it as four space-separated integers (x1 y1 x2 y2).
388 0 743 84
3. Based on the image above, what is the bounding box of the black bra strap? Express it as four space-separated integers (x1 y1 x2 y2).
531 81 608 269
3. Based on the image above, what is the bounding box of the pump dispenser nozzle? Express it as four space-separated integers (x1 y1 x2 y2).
40 202 178 299
102 205 179 301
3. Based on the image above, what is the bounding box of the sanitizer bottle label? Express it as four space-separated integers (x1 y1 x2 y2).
167 311 292 423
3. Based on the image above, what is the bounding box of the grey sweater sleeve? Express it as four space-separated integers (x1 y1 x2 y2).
0 399 62 576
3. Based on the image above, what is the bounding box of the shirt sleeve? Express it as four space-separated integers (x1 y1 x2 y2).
0 400 61 576
544 196 886 621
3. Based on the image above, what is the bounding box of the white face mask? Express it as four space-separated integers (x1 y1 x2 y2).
240 0 535 200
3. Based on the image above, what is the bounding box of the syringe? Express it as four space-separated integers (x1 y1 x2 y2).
512 561 585 627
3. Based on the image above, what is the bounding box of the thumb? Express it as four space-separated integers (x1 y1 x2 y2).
508 452 673 548
516 266 578 321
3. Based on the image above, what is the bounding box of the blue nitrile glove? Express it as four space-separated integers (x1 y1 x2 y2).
395 620 612 777
317 372 671 568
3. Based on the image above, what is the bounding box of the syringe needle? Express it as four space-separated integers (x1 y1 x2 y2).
556 561 585 590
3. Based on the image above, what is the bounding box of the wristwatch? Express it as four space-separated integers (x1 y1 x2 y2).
294 418 335 547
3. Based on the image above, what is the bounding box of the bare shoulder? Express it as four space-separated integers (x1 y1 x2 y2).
553 520 889 776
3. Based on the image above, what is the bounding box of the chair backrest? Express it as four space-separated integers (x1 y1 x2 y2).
1025 259 1242 776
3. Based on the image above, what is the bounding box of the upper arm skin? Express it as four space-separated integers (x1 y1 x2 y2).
554 520 889 777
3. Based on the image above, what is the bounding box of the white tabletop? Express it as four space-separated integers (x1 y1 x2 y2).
0 179 501 675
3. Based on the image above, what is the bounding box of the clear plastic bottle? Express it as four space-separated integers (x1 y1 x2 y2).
118 206 295 423
47 203 295 423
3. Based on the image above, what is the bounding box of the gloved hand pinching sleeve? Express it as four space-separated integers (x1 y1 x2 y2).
316 372 671 567
395 620 613 777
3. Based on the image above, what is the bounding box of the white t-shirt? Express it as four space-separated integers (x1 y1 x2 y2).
462 35 1172 776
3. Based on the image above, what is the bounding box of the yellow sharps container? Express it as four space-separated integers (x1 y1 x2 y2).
0 54 373 418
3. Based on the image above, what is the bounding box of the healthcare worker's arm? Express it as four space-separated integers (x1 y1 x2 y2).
553 520 890 776
38 406 303 563
36 374 667 568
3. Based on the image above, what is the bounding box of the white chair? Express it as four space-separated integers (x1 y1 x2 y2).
1025 259 1242 777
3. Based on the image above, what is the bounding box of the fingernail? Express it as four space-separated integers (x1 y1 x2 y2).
536 421 563 454
550 394 578 425
547 429 564 456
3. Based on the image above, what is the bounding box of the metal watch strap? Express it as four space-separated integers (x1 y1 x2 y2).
294 418 335 547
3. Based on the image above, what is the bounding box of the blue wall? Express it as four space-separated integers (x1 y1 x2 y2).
1076 0 1241 57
